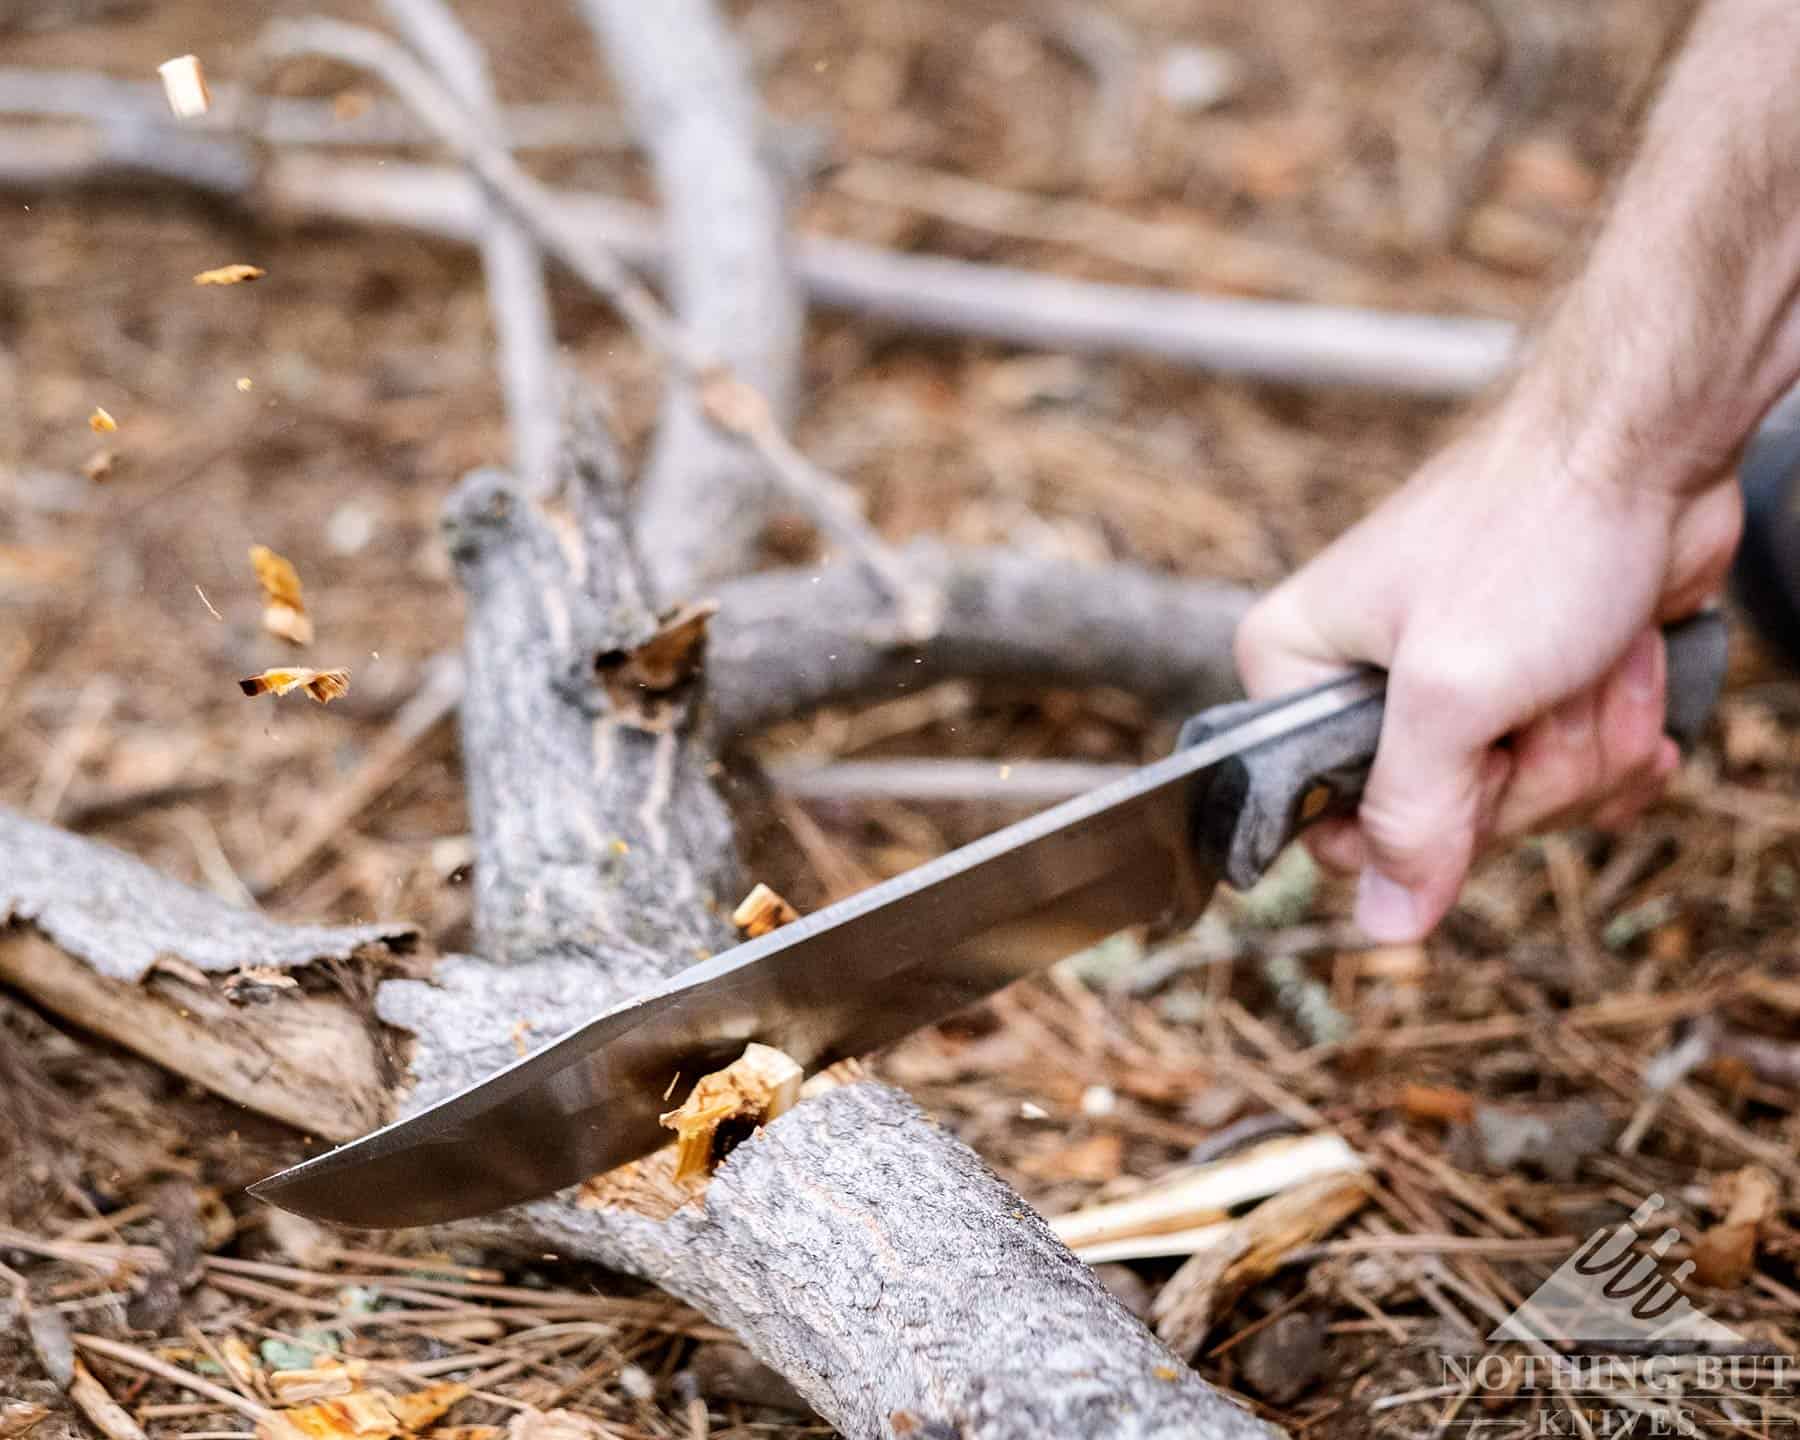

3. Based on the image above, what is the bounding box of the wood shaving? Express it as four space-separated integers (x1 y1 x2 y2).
0 1403 50 1440
223 966 301 1004
88 407 117 434
270 1359 367 1404
250 544 313 646
83 449 117 482
195 265 268 287
257 1382 466 1440
660 1043 803 1184
157 54 211 118
731 882 799 938
238 668 350 704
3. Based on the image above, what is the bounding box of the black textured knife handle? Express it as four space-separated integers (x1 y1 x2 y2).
1180 611 1729 892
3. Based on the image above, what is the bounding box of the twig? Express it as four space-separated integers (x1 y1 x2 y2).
251 19 919 627
829 157 1357 293
377 0 560 491
67 1360 149 1440
575 0 805 597
72 1335 269 1422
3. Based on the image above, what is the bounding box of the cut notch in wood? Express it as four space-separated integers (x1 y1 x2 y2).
659 1043 803 1185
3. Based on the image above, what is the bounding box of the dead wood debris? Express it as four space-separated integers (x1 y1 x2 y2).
659 1043 804 1185
0 1404 49 1440
250 544 315 647
156 54 210 118
729 882 798 939
194 263 267 286
238 668 350 704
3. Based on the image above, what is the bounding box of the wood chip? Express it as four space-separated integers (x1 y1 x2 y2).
269 1359 367 1404
1151 1171 1371 1357
257 1382 466 1440
660 1043 803 1185
83 449 117 483
250 544 314 647
88 407 117 434
0 1403 50 1440
195 265 268 287
1693 1165 1780 1289
157 54 211 118
239 668 349 704
1398 1083 1476 1125
731 882 799 938
222 966 301 1003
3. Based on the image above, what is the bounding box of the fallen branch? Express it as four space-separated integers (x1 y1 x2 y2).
0 132 1519 395
0 810 409 1138
705 539 1250 740
376 0 560 491
574 0 804 597
247 19 920 628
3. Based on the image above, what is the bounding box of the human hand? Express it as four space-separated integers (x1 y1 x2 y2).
1233 405 1741 943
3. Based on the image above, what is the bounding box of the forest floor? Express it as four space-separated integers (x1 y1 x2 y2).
7 0 1800 1437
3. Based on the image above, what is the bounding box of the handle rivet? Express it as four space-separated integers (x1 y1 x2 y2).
1299 784 1331 822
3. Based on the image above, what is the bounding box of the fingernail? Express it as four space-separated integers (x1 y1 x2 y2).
1624 631 1660 703
1356 867 1421 942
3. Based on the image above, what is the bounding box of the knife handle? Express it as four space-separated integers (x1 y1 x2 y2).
1180 611 1729 892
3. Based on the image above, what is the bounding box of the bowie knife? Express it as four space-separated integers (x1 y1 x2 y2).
253 613 1727 1228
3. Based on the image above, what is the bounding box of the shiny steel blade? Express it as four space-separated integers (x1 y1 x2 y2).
252 677 1376 1228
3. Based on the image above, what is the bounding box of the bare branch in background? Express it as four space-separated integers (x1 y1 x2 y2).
574 0 805 598
0 125 1519 393
0 65 632 149
250 18 922 628
377 0 561 491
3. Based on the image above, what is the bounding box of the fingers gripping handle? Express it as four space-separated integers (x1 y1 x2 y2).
1182 612 1729 892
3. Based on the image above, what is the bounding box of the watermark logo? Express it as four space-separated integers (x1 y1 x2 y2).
1434 1195 1793 1434
1488 1195 1750 1352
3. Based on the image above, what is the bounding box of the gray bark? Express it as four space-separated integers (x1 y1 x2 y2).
577 0 806 597
0 810 412 984
479 1084 1279 1440
375 411 1282 1439
706 540 1251 742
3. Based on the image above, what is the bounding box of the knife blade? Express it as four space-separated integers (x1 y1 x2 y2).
252 613 1726 1228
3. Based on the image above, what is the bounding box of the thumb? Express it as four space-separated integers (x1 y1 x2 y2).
1352 664 1507 942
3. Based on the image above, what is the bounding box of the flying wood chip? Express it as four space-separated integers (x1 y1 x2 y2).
157 54 211 118
250 543 314 646
732 882 799 938
239 668 349 704
195 264 267 286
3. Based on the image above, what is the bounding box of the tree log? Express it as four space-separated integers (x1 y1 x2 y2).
706 540 1250 742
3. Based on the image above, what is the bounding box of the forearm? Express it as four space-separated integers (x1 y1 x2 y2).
1510 0 1800 492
